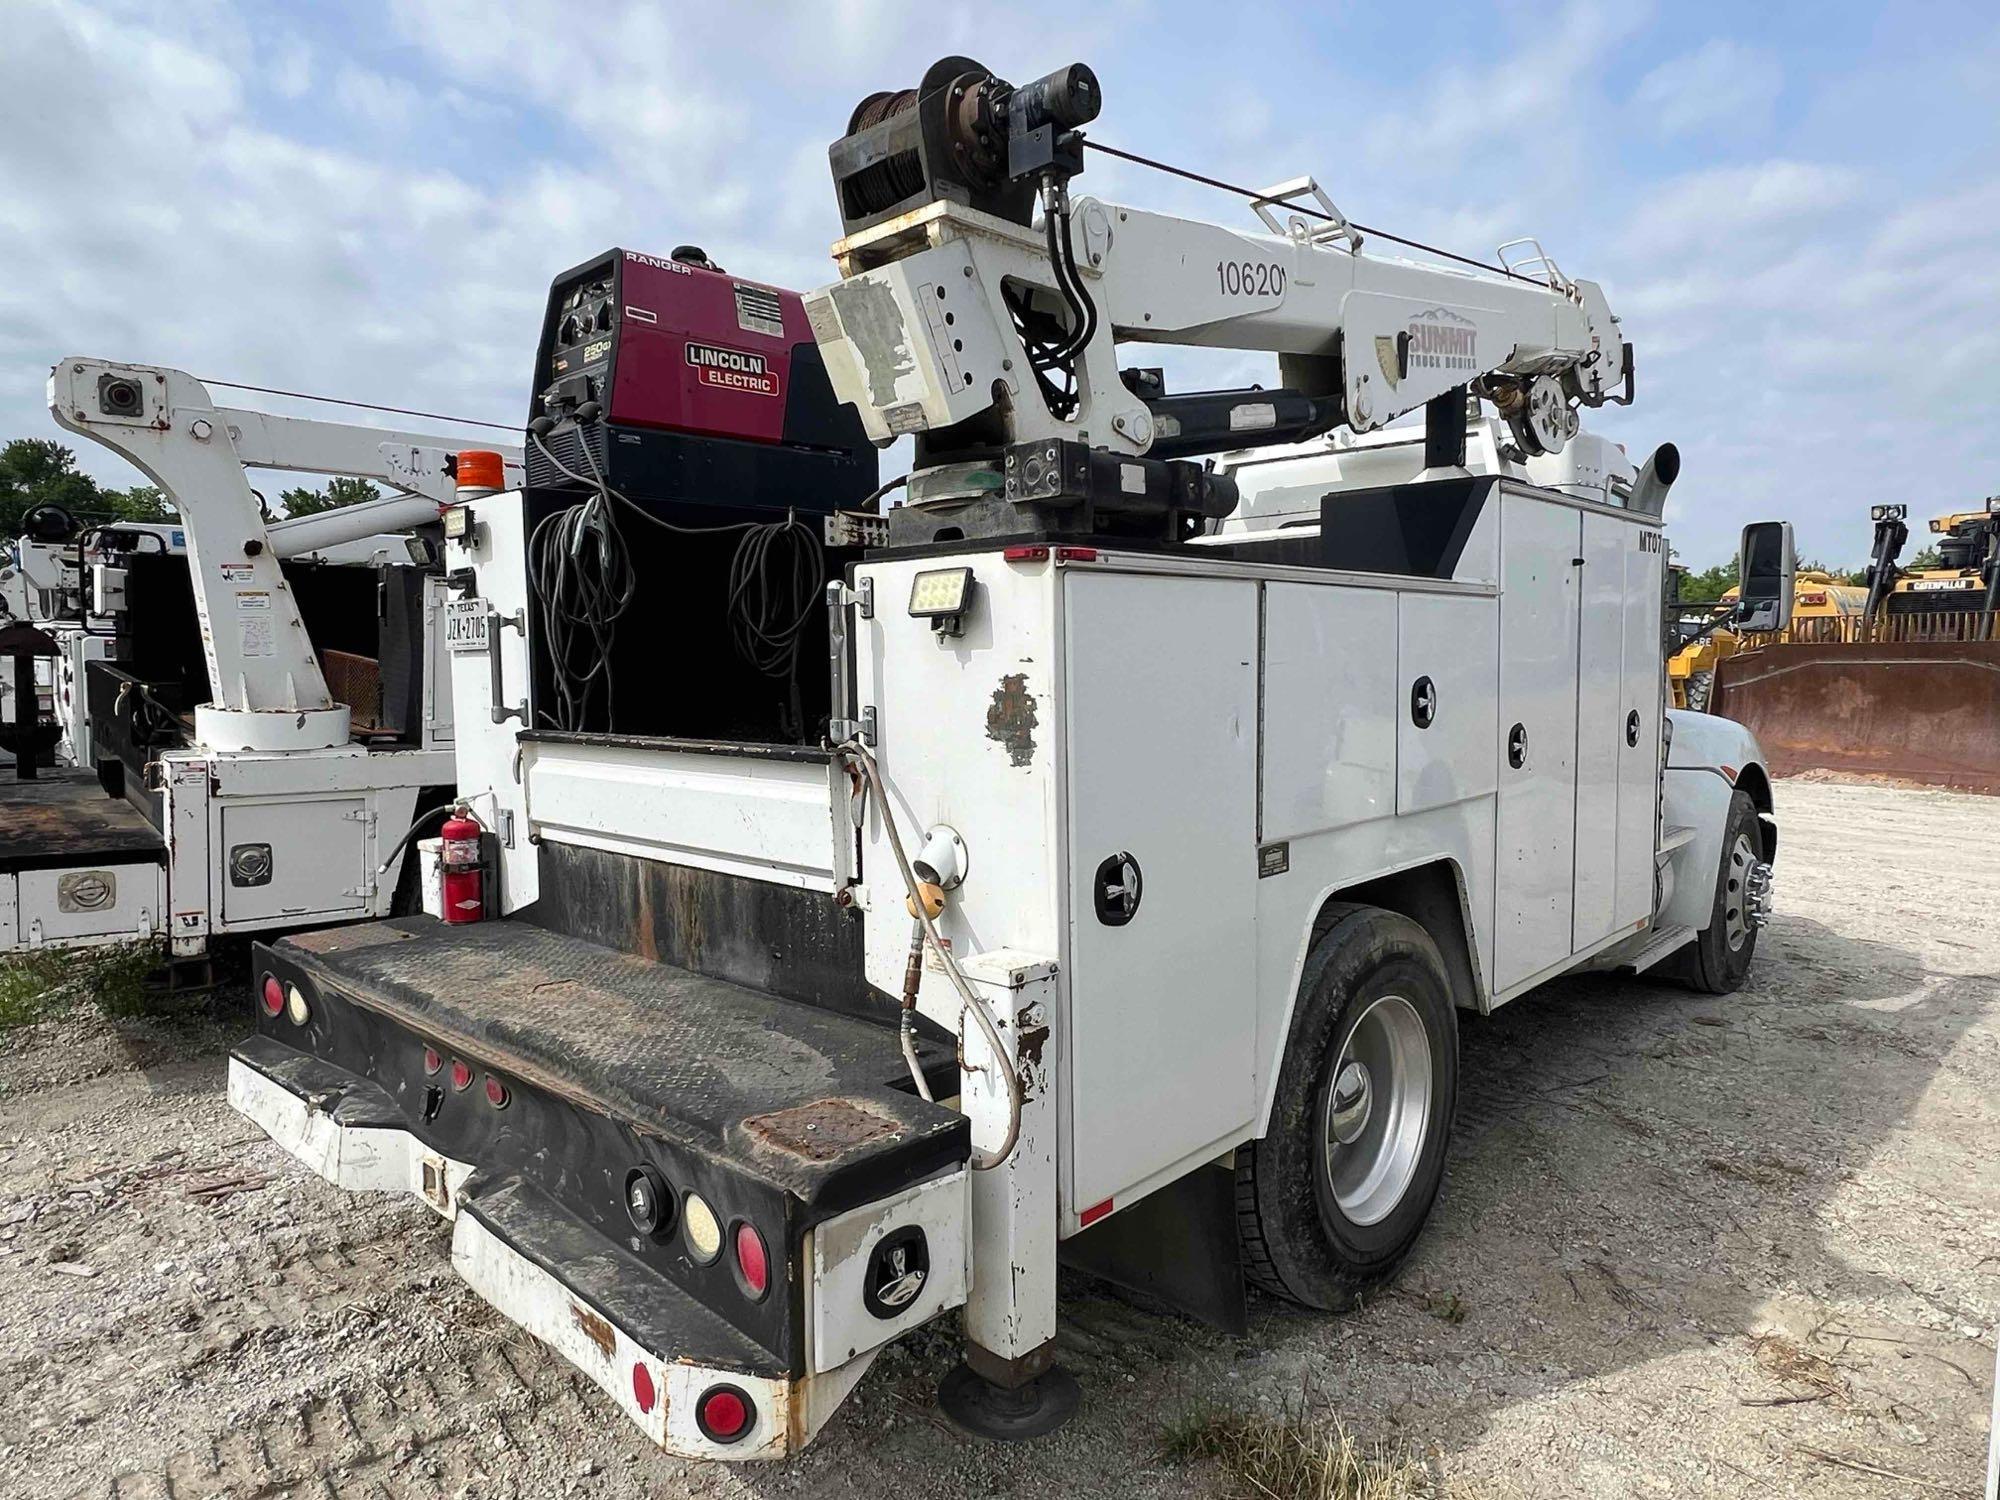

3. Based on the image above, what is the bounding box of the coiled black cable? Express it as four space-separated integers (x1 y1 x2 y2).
528 429 826 738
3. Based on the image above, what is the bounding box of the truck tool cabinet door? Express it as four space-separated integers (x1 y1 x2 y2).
1614 528 1665 931
1397 592 1499 817
1062 571 1258 1213
1494 495 1582 993
218 797 370 924
1572 509 1629 951
1575 510 1665 946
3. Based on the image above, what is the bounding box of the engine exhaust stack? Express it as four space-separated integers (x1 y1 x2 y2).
1627 442 1680 519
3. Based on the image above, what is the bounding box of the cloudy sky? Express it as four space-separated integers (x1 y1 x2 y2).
3 0 1995 566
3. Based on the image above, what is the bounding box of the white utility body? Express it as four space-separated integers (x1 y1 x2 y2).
0 360 520 963
228 55 1785 1461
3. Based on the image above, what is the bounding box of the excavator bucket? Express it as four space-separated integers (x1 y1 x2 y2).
1708 638 2000 794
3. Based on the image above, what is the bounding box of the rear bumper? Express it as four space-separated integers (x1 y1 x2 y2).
229 1043 887 1460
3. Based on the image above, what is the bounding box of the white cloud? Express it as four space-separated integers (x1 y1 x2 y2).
1633 39 1781 137
1624 159 1861 256
331 67 423 131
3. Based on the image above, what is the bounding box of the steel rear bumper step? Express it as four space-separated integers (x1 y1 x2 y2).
231 919 973 1458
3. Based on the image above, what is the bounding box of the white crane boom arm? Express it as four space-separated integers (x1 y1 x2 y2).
47 357 520 751
810 188 1625 462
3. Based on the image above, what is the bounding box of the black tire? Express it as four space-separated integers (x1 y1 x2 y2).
1684 669 1714 713
1674 789 1763 994
1236 905 1459 1310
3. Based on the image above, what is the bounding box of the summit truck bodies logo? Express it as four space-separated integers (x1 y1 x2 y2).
1406 308 1479 374
685 341 781 397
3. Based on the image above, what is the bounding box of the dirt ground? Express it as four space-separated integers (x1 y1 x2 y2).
0 775 1993 1499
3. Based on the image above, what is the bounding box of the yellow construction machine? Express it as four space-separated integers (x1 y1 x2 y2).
1667 570 1867 710
1705 499 2000 792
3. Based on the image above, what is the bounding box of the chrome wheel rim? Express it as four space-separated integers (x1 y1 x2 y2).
1723 832 1757 952
1321 995 1433 1227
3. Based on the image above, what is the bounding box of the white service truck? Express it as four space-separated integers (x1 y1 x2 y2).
229 57 1789 1459
0 360 520 977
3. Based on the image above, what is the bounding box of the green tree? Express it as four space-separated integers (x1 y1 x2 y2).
107 485 174 522
0 439 106 535
277 476 381 517
1906 545 1943 571
1678 558 1740 602
0 439 179 536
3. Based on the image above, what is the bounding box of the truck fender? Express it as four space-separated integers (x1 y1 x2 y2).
1661 710 1774 932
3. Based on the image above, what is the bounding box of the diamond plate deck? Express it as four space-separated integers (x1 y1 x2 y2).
272 917 966 1204
0 769 163 873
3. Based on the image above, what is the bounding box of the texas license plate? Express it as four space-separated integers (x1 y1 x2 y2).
444 598 490 652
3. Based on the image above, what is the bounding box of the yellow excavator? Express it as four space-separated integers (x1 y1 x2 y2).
1705 498 2000 793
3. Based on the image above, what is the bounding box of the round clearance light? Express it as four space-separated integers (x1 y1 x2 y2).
683 1193 722 1263
285 984 310 1027
422 1047 443 1077
624 1166 673 1237
260 974 284 1018
449 1058 473 1092
484 1075 511 1109
695 1384 753 1444
733 1222 770 1300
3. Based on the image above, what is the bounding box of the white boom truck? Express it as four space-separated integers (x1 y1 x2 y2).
0 512 188 770
0 359 520 974
228 57 1788 1459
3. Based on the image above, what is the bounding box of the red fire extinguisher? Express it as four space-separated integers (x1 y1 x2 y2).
439 806 484 924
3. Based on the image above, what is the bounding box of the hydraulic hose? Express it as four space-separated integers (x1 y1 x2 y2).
374 801 454 877
836 739 1023 1170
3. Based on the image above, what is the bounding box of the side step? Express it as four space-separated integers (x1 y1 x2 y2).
1622 923 1695 975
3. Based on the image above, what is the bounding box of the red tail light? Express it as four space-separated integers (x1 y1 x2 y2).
422 1047 443 1076
632 1361 657 1414
733 1222 769 1299
484 1076 511 1109
695 1384 752 1443
449 1058 473 1091
260 974 284 1017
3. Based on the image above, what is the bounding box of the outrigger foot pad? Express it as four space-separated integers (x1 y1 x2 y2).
938 1362 1081 1441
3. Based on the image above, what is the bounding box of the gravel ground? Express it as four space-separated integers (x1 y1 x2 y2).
0 776 1993 1499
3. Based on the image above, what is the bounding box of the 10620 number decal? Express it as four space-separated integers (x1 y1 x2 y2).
1217 260 1285 296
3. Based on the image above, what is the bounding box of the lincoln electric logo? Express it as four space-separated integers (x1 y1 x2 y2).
1406 308 1478 373
685 340 780 397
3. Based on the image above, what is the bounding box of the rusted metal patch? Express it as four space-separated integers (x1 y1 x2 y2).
571 1302 616 1360
742 1097 901 1163
985 673 1038 768
1017 1019 1051 1068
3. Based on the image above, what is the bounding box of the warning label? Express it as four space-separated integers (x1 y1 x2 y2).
236 590 274 658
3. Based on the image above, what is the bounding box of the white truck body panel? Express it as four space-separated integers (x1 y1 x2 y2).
11 862 161 949
833 477 1676 1227
443 491 539 914
522 737 845 893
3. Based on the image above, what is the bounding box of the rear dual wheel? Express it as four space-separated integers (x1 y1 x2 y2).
1236 906 1458 1310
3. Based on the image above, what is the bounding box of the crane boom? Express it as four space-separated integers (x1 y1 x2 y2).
48 357 520 750
806 57 1631 537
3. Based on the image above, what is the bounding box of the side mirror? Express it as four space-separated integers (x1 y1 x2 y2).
1736 520 1795 633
